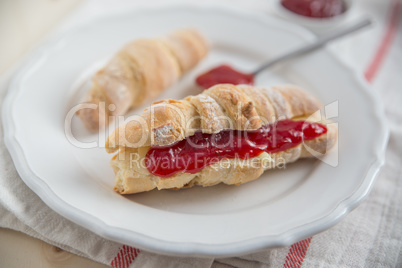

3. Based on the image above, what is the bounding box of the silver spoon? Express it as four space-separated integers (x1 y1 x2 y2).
252 18 372 75
196 18 372 88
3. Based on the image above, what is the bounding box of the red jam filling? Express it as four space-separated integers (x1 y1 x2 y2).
145 119 327 178
281 0 346 18
196 64 254 89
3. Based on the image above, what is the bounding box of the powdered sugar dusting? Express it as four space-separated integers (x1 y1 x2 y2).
262 87 291 119
197 94 224 132
153 124 175 144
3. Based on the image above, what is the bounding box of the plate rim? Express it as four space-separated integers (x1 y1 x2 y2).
2 5 389 257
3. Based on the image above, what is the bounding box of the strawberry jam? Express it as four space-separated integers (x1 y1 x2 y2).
196 64 254 89
281 0 346 18
145 119 327 178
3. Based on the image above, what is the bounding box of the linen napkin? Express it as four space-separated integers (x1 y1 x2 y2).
1 0 401 267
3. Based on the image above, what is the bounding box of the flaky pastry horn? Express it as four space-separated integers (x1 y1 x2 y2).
77 29 208 131
106 84 323 152
106 84 337 194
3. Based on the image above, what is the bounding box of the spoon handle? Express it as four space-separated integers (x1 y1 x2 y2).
252 18 372 75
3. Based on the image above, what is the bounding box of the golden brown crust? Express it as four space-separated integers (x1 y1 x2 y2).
105 84 322 152
106 84 337 194
77 84 109 130
121 39 181 104
161 29 209 73
77 29 208 131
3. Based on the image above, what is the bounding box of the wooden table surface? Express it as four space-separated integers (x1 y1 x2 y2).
0 228 108 267
0 1 109 266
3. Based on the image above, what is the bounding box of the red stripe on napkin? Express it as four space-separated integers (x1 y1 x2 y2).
364 0 401 83
283 237 312 268
111 245 140 268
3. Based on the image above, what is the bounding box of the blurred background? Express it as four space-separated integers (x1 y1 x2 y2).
0 0 80 75
0 0 395 76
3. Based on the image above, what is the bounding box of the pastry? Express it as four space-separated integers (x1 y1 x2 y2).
106 84 338 194
77 29 208 131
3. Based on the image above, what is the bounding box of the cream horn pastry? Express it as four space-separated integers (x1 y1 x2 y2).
106 84 338 194
77 29 208 131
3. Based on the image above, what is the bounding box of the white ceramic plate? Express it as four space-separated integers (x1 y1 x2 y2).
3 6 388 257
